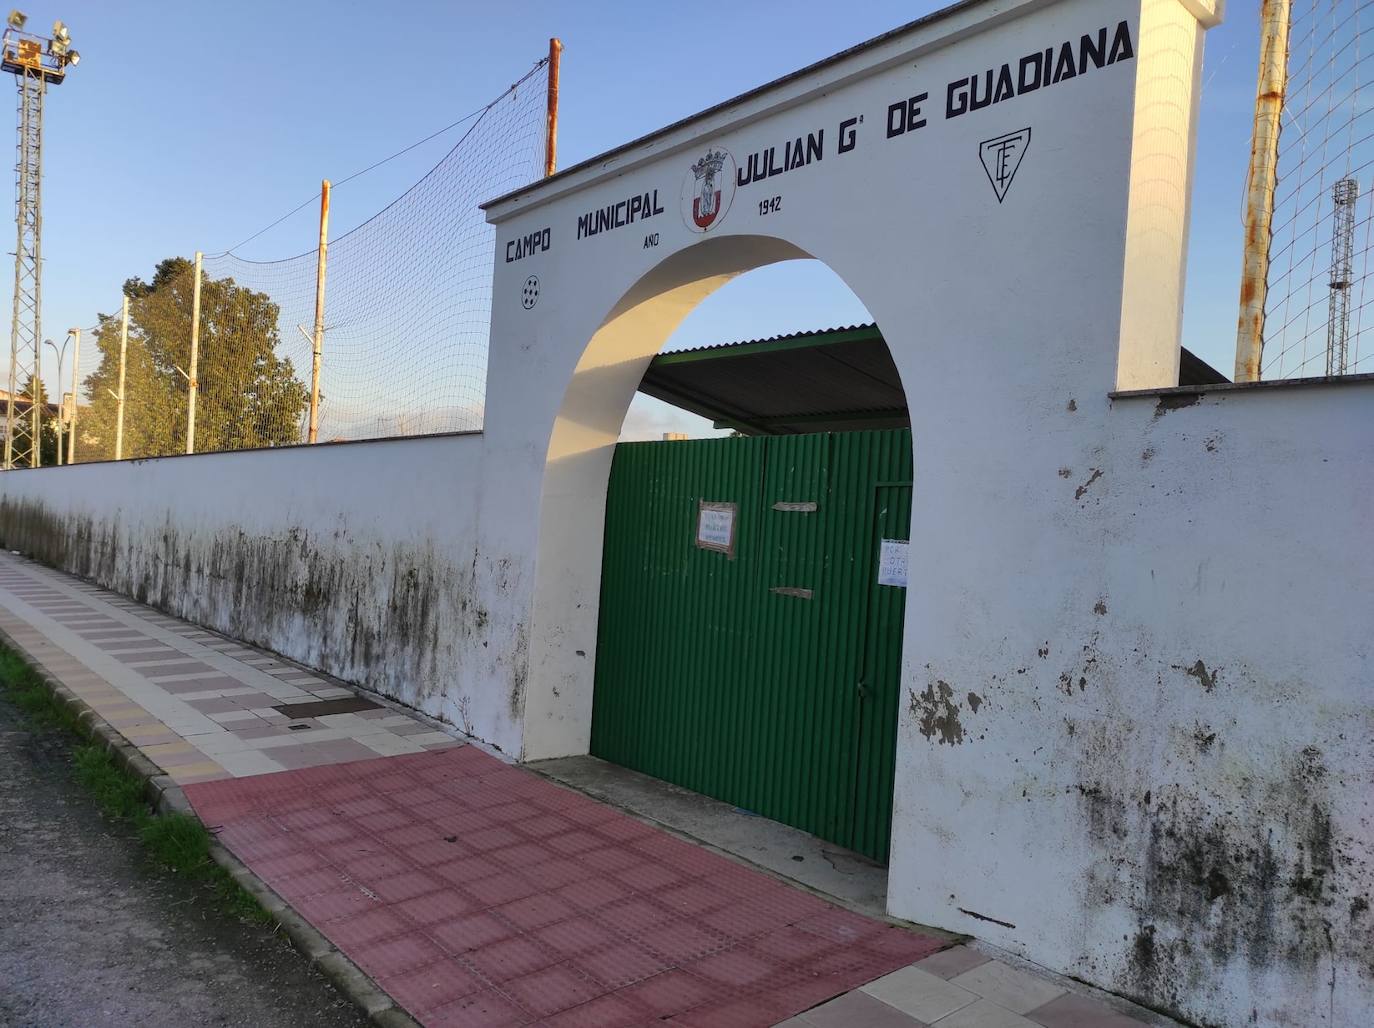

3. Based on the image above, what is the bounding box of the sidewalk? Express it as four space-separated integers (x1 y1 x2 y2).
0 552 1160 1028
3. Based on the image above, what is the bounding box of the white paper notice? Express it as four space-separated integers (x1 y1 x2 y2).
878 538 909 587
697 504 736 553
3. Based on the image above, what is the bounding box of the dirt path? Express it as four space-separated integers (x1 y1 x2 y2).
0 695 368 1028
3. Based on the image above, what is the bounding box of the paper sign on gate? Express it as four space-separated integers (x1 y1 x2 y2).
696 501 737 556
878 538 909 587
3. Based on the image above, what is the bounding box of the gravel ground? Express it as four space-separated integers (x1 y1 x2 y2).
0 694 370 1028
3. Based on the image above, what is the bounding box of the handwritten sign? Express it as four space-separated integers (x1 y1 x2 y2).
878 538 908 587
697 502 737 556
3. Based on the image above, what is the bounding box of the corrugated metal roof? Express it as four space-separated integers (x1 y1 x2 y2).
640 325 1229 434
641 324 905 434
660 323 878 357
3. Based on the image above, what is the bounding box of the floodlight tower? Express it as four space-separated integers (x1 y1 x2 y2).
1326 178 1359 377
0 10 76 469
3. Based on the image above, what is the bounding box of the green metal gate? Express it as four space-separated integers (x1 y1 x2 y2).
590 429 912 862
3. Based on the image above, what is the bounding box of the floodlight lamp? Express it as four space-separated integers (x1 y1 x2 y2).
51 19 67 42
6 10 25 30
64 47 76 65
48 37 64 56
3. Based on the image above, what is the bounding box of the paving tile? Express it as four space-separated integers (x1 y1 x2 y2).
794 906 890 946
750 925 838 963
593 895 676 934
543 990 656 1028
432 854 506 886
949 961 1065 1015
802 989 928 1027
463 934 562 982
146 737 941 1027
427 987 528 1028
324 906 410 947
933 998 1042 1028
1024 992 1150 1028
616 967 716 1018
671 993 794 1027
556 875 631 912
295 886 382 924
213 747 285 776
642 919 731 963
395 888 478 926
352 932 448 979
657 879 734 917
495 891 576 931
429 912 518 954
467 872 540 908
570 939 672 988
141 740 197 758
532 916 619 957
381 961 481 1016
167 761 228 783
861 966 978 1023
501 962 602 1018
361 870 441 905
685 947 777 988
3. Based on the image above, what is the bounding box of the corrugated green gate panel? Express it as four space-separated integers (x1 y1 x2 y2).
591 430 911 862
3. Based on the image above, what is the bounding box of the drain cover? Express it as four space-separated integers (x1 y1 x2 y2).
273 697 382 718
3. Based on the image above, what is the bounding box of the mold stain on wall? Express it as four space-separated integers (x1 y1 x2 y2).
1069 707 1371 1025
0 496 523 746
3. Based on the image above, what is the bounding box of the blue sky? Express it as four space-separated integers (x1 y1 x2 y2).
34 1 1259 433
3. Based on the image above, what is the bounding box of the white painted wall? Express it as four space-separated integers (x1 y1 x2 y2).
888 375 1374 1027
0 434 529 756
6 0 1373 1024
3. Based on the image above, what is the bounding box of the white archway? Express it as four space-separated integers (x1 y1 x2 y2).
520 234 907 760
474 0 1222 1008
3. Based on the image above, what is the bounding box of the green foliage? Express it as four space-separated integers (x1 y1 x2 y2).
80 257 309 460
138 809 213 873
72 743 147 820
10 373 62 466
0 646 79 730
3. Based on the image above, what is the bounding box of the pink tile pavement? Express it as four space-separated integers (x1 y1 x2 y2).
185 746 945 1027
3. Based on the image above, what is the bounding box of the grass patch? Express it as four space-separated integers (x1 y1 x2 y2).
73 743 147 819
0 646 81 733
0 642 274 927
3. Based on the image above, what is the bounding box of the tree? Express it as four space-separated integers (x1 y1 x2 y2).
80 258 309 460
18 373 60 466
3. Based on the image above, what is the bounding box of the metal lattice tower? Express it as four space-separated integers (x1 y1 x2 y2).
0 13 76 469
1326 177 1359 377
4 62 41 467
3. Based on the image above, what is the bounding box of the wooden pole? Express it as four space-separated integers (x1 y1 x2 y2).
545 38 562 177
308 180 330 444
185 252 202 454
115 296 128 461
1234 0 1291 383
67 328 79 463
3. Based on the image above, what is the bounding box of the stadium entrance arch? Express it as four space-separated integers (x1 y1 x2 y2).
479 0 1219 927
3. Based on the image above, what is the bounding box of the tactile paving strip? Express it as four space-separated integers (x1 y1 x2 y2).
186 745 945 1027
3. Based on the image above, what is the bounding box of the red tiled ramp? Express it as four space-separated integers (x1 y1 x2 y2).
185 746 944 1027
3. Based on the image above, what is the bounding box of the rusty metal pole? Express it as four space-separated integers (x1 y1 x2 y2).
185 251 202 454
308 180 330 444
67 327 79 463
545 38 562 177
1235 0 1292 383
115 295 128 461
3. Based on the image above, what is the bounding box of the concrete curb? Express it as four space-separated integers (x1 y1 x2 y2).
0 624 422 1028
